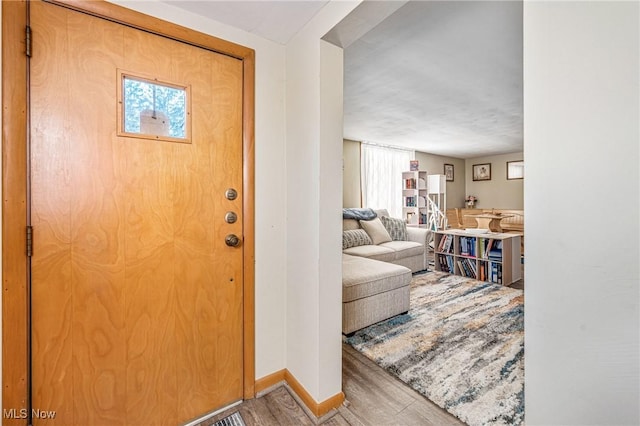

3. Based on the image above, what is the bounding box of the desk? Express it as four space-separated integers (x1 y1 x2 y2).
468 214 513 232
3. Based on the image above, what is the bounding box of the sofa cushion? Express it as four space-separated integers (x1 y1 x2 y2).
343 218 361 231
379 241 424 259
342 244 396 263
379 215 407 241
359 217 392 245
342 254 411 302
342 229 373 250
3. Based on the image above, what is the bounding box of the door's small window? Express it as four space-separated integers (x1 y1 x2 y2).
117 71 191 143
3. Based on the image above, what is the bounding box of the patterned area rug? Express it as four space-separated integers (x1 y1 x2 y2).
345 271 524 426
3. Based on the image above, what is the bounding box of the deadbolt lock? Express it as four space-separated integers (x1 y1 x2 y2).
225 212 238 224
225 188 238 201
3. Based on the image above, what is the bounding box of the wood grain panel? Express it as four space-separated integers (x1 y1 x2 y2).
4 2 255 424
29 3 75 424
2 2 29 424
242 50 256 400
30 3 129 424
29 2 244 424
120 25 180 426
66 8 127 425
167 38 244 420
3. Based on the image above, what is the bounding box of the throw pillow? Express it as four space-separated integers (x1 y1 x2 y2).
342 229 373 250
380 215 408 241
359 217 392 245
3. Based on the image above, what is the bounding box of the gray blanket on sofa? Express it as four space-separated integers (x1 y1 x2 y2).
343 208 377 221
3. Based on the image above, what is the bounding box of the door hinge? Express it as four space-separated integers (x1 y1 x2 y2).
26 226 33 257
25 25 32 58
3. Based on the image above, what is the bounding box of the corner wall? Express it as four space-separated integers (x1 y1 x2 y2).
524 2 639 424
285 1 361 403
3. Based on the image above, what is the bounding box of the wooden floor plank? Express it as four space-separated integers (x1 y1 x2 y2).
262 386 315 425
196 343 465 426
322 412 352 426
341 344 464 426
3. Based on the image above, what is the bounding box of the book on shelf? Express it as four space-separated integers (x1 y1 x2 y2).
419 212 427 225
437 234 454 253
437 254 454 273
479 239 488 258
487 240 503 261
460 236 476 257
404 178 417 189
486 262 503 284
457 258 477 279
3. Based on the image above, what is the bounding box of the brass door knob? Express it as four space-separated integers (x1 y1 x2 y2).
225 234 241 247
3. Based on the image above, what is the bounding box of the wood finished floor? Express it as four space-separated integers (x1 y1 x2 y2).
199 344 464 426
201 259 523 426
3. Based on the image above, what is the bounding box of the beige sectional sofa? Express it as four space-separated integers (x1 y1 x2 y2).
341 209 429 334
342 209 428 272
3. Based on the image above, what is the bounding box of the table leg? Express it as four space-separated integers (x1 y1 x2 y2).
488 219 503 232
474 218 492 229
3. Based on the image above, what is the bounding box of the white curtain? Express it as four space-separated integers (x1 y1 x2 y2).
361 143 414 219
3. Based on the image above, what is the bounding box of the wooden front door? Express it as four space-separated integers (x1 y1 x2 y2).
28 1 246 424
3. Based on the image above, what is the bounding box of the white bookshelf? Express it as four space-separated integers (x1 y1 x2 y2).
401 170 428 227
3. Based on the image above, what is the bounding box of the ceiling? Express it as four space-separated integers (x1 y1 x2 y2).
163 1 523 159
165 1 329 44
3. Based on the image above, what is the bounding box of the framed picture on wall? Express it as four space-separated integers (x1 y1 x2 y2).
507 160 524 180
472 163 491 181
444 164 454 181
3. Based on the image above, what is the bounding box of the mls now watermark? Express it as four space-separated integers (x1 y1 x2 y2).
3 408 57 420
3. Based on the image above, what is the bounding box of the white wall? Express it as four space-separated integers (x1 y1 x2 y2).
524 2 639 424
465 152 524 209
109 0 288 380
285 1 360 402
319 40 346 401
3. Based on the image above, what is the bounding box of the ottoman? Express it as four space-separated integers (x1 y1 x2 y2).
342 254 412 335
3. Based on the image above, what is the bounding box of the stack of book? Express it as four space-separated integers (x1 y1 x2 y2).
437 234 454 253
457 258 477 279
404 178 416 189
460 236 476 257
437 254 454 273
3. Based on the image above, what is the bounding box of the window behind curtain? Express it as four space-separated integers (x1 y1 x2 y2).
361 143 414 219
